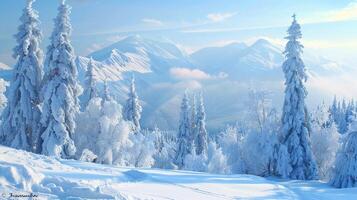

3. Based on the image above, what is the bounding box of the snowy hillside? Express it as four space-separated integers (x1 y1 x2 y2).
1 145 356 200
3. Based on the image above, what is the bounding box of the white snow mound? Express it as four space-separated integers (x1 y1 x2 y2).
0 145 356 199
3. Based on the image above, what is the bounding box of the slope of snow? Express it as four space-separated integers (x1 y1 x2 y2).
1 145 356 200
89 35 192 74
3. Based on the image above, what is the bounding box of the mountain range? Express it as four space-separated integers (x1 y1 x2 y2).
0 36 350 131
75 35 347 131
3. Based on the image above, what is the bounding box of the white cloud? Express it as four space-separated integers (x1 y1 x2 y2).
170 67 211 80
303 39 357 50
0 62 10 70
206 12 237 22
326 1 357 22
170 67 228 80
303 1 357 24
181 24 285 34
141 18 164 26
307 73 357 99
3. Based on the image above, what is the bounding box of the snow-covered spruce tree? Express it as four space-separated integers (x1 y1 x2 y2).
190 94 197 142
0 0 43 152
81 57 98 109
195 92 208 156
123 76 142 131
174 92 192 169
39 1 81 158
330 122 357 188
276 14 318 180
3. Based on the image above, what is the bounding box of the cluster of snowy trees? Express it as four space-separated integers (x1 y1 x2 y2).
0 0 155 167
172 92 228 174
1 2 357 189
328 97 357 134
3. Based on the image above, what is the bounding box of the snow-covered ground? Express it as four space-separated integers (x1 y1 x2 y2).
0 145 356 199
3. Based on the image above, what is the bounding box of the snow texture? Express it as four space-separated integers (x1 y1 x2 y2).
1 145 356 200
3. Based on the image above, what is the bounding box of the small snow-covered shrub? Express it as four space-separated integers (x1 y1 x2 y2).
124 131 156 167
75 98 102 157
311 122 340 180
79 149 97 163
216 126 245 174
310 104 341 180
96 99 131 165
183 141 229 174
242 130 277 176
76 97 131 165
207 142 230 174
184 152 207 172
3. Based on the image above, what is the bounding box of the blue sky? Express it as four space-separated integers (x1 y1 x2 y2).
1 0 357 66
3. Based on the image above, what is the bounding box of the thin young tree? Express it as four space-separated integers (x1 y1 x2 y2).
123 76 142 131
0 0 43 152
40 0 81 158
174 92 192 168
82 57 98 109
276 14 318 180
195 92 208 156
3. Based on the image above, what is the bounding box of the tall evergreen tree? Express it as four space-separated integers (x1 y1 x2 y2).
39 0 81 158
174 92 192 168
123 76 142 131
82 57 98 109
195 92 208 156
277 14 318 180
0 0 43 152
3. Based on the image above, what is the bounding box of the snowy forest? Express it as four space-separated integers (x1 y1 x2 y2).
1 0 357 199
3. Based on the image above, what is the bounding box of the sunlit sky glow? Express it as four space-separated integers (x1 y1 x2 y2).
0 0 357 66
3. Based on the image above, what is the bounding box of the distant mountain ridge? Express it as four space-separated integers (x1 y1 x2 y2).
0 36 348 131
